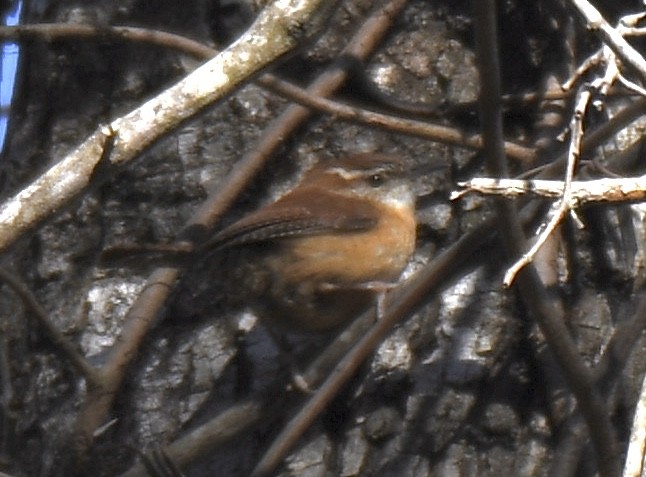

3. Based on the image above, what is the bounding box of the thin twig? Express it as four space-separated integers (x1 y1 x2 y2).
501 4 642 287
568 0 646 82
261 75 536 163
504 87 592 286
0 22 536 164
0 0 340 253
87 1 414 473
63 0 342 465
473 2 620 476
550 290 646 476
0 268 98 383
621 379 646 476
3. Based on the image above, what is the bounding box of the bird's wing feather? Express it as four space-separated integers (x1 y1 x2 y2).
202 186 379 251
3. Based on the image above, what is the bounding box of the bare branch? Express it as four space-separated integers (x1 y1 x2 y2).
455 176 646 204
624 372 646 477
568 0 646 81
0 0 339 253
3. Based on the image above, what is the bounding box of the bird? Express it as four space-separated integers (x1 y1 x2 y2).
186 152 418 333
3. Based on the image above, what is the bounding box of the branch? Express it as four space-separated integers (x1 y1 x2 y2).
568 0 646 82
0 22 536 164
454 176 646 203
0 0 339 253
75 1 410 471
473 1 620 476
624 371 646 477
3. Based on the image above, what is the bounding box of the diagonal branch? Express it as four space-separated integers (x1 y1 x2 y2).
0 0 339 253
568 0 646 81
77 1 413 473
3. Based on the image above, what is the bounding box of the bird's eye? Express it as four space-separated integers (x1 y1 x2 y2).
369 174 384 187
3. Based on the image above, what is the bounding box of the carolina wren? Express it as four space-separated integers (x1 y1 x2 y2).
190 152 417 332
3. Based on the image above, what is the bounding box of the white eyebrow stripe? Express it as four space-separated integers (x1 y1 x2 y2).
326 166 386 180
